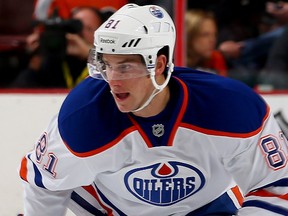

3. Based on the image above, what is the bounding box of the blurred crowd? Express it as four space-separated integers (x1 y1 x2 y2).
187 0 288 90
1 0 288 90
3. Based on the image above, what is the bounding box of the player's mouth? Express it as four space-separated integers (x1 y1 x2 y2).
111 91 130 101
116 93 129 100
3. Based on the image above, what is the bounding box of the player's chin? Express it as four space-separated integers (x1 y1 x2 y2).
115 103 132 113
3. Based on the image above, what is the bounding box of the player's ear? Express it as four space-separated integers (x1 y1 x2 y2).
155 54 167 75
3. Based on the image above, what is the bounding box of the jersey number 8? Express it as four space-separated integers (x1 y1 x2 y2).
259 134 287 170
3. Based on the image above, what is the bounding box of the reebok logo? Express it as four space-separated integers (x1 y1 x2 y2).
100 37 116 44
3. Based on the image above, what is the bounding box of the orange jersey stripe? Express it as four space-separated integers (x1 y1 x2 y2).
247 189 288 201
231 185 244 206
20 156 28 182
167 77 189 146
82 185 113 215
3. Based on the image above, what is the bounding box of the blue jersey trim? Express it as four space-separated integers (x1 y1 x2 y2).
258 178 288 189
95 184 127 216
243 200 288 215
58 78 133 154
71 191 106 215
28 154 46 189
186 191 238 216
174 67 268 134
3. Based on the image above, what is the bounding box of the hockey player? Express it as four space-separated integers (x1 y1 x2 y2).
19 3 288 216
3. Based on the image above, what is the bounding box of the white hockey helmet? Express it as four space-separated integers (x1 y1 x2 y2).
88 3 176 89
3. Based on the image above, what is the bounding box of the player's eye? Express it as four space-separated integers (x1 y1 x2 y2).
118 64 132 73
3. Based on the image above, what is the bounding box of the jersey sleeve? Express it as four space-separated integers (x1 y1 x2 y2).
221 111 288 215
19 114 95 214
22 181 73 215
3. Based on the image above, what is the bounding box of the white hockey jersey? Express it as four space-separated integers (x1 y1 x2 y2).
19 67 288 215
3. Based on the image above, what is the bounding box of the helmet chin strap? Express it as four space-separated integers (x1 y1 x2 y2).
131 88 160 112
131 63 174 113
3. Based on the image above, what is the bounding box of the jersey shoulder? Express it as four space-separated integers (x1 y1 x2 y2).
173 67 269 135
58 77 132 156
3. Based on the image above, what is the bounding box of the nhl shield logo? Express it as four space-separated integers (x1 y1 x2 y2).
152 124 164 137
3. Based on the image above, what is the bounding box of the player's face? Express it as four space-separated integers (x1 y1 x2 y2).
102 54 155 113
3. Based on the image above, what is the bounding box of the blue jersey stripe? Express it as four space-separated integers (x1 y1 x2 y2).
185 191 238 215
243 200 288 215
95 184 127 216
28 154 46 189
71 191 106 215
263 178 288 188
